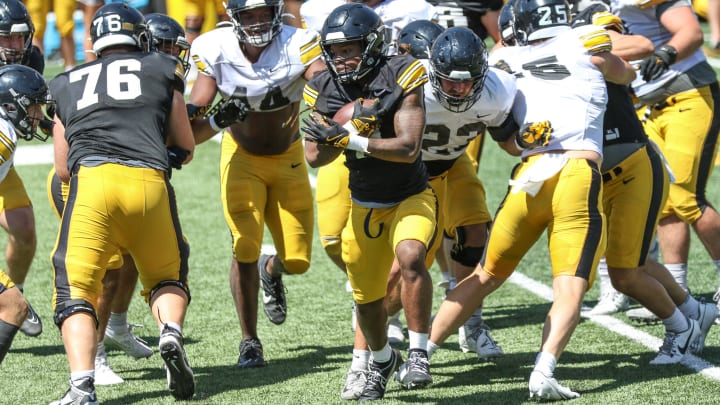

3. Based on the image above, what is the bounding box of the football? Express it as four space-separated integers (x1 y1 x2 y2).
332 98 378 125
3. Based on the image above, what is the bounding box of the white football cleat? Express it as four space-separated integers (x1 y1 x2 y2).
528 371 580 401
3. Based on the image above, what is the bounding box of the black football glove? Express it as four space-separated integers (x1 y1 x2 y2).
208 97 249 128
301 113 351 149
516 121 552 150
638 45 677 82
349 86 404 136
167 145 190 170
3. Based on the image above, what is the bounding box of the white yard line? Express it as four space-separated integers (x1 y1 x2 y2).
508 271 720 381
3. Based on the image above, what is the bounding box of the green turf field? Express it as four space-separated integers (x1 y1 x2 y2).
5 133 720 404
6 35 720 405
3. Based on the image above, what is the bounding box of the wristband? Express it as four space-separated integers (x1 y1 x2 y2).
347 134 370 153
208 115 224 132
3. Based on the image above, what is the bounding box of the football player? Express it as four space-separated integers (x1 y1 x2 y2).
303 3 436 400
49 3 195 403
571 0 718 365
427 0 636 399
0 64 53 366
410 26 515 362
611 0 720 326
0 0 45 339
187 0 325 368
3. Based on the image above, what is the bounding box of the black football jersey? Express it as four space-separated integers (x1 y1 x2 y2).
49 52 182 173
306 55 429 204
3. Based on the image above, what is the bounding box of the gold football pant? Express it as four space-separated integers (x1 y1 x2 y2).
220 133 313 273
484 157 605 287
343 188 437 304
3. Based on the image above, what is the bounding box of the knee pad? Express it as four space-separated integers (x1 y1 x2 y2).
149 280 191 305
276 257 309 275
53 299 97 329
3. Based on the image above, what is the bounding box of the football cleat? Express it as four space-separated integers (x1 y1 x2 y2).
395 349 432 389
159 325 195 400
713 287 720 325
473 326 504 361
690 301 718 354
357 349 402 401
258 254 287 325
19 298 42 337
626 306 660 325
94 352 124 386
238 337 266 368
104 323 153 359
650 318 700 365
586 291 630 316
340 369 367 400
50 377 99 405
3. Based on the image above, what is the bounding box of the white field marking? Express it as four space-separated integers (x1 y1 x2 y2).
15 144 54 166
507 272 720 381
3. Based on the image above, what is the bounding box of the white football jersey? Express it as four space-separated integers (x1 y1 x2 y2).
0 119 17 183
300 0 345 34
611 0 706 98
190 25 321 112
489 25 608 157
422 63 517 161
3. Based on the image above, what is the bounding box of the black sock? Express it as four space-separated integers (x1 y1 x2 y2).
0 318 20 364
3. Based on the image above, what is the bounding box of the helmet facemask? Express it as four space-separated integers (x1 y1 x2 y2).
0 30 32 65
0 89 54 141
226 2 283 47
321 25 387 84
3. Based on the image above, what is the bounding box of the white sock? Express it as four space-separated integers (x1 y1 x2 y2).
597 258 616 295
662 308 690 334
371 343 392 364
408 330 428 352
665 263 688 292
108 312 128 330
678 294 700 320
96 341 106 358
162 322 182 335
14 282 24 292
427 340 439 358
71 370 94 384
714 259 720 278
350 349 370 371
533 352 557 378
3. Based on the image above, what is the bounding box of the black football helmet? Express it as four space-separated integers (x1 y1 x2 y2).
513 0 571 46
397 20 444 60
498 0 517 46
91 3 150 55
146 13 190 74
0 0 34 65
225 0 284 47
320 3 387 84
0 64 53 141
429 27 488 113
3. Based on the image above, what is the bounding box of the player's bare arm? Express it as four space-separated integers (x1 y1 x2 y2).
52 116 70 183
364 86 425 163
607 30 654 61
592 51 636 85
659 4 704 60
